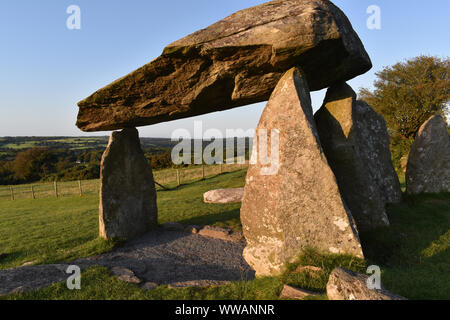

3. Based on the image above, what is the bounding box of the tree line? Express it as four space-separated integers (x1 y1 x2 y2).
0 142 252 185
359 55 449 172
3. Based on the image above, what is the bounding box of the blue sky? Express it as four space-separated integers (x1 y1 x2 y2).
0 0 449 137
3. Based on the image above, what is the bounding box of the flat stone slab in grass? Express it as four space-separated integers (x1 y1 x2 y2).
111 267 142 284
279 285 320 300
203 188 244 204
0 230 254 296
326 267 406 300
198 226 245 242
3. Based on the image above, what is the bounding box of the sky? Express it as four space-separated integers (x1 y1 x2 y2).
0 0 449 138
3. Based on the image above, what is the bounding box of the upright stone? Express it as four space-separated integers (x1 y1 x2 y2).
99 128 158 239
354 100 402 204
315 83 400 232
406 115 450 194
241 68 363 277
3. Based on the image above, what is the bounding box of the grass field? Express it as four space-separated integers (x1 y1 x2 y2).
0 169 449 300
0 163 245 201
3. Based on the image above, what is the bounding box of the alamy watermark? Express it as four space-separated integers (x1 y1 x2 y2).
66 265 81 290
366 265 382 290
66 5 81 30
367 5 381 30
170 121 280 175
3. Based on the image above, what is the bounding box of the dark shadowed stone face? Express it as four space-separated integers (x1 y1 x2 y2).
76 0 372 132
99 128 158 240
406 115 450 195
240 68 363 277
315 83 401 232
353 100 402 204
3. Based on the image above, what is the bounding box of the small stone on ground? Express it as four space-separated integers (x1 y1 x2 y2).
279 285 320 300
203 188 244 204
169 280 231 289
111 267 142 284
198 226 244 242
141 282 159 290
326 267 406 300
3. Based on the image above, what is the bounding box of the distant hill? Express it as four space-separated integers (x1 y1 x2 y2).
0 136 253 162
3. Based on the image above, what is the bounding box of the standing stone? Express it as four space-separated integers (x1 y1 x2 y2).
406 115 450 194
240 68 363 277
315 83 401 232
354 100 402 204
99 128 158 240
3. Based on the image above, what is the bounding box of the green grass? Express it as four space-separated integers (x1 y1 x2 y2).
0 195 117 269
0 170 245 270
157 170 244 230
0 169 449 300
360 192 450 299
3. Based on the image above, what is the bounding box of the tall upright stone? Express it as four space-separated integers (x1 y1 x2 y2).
315 83 401 232
406 115 450 194
353 100 402 205
240 68 363 277
99 128 158 240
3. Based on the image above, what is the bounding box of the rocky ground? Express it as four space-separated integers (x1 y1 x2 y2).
0 228 254 296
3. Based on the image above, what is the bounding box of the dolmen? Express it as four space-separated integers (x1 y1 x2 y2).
76 0 402 276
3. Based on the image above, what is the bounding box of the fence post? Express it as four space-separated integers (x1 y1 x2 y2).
10 186 14 201
54 180 59 198
78 180 83 196
176 169 180 187
31 185 35 199
220 163 223 174
202 165 205 180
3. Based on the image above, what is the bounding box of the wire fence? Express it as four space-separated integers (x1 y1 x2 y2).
0 163 248 201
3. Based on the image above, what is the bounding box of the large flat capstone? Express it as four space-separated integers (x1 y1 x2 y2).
76 0 371 132
99 128 158 240
240 68 363 277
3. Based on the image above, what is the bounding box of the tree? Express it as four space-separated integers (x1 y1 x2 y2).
12 147 57 182
359 55 449 140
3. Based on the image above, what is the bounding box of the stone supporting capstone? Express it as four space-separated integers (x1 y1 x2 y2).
240 68 363 277
99 128 158 240
315 82 402 231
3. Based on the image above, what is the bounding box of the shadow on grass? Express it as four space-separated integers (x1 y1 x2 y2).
0 251 28 269
359 192 450 299
177 208 241 230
